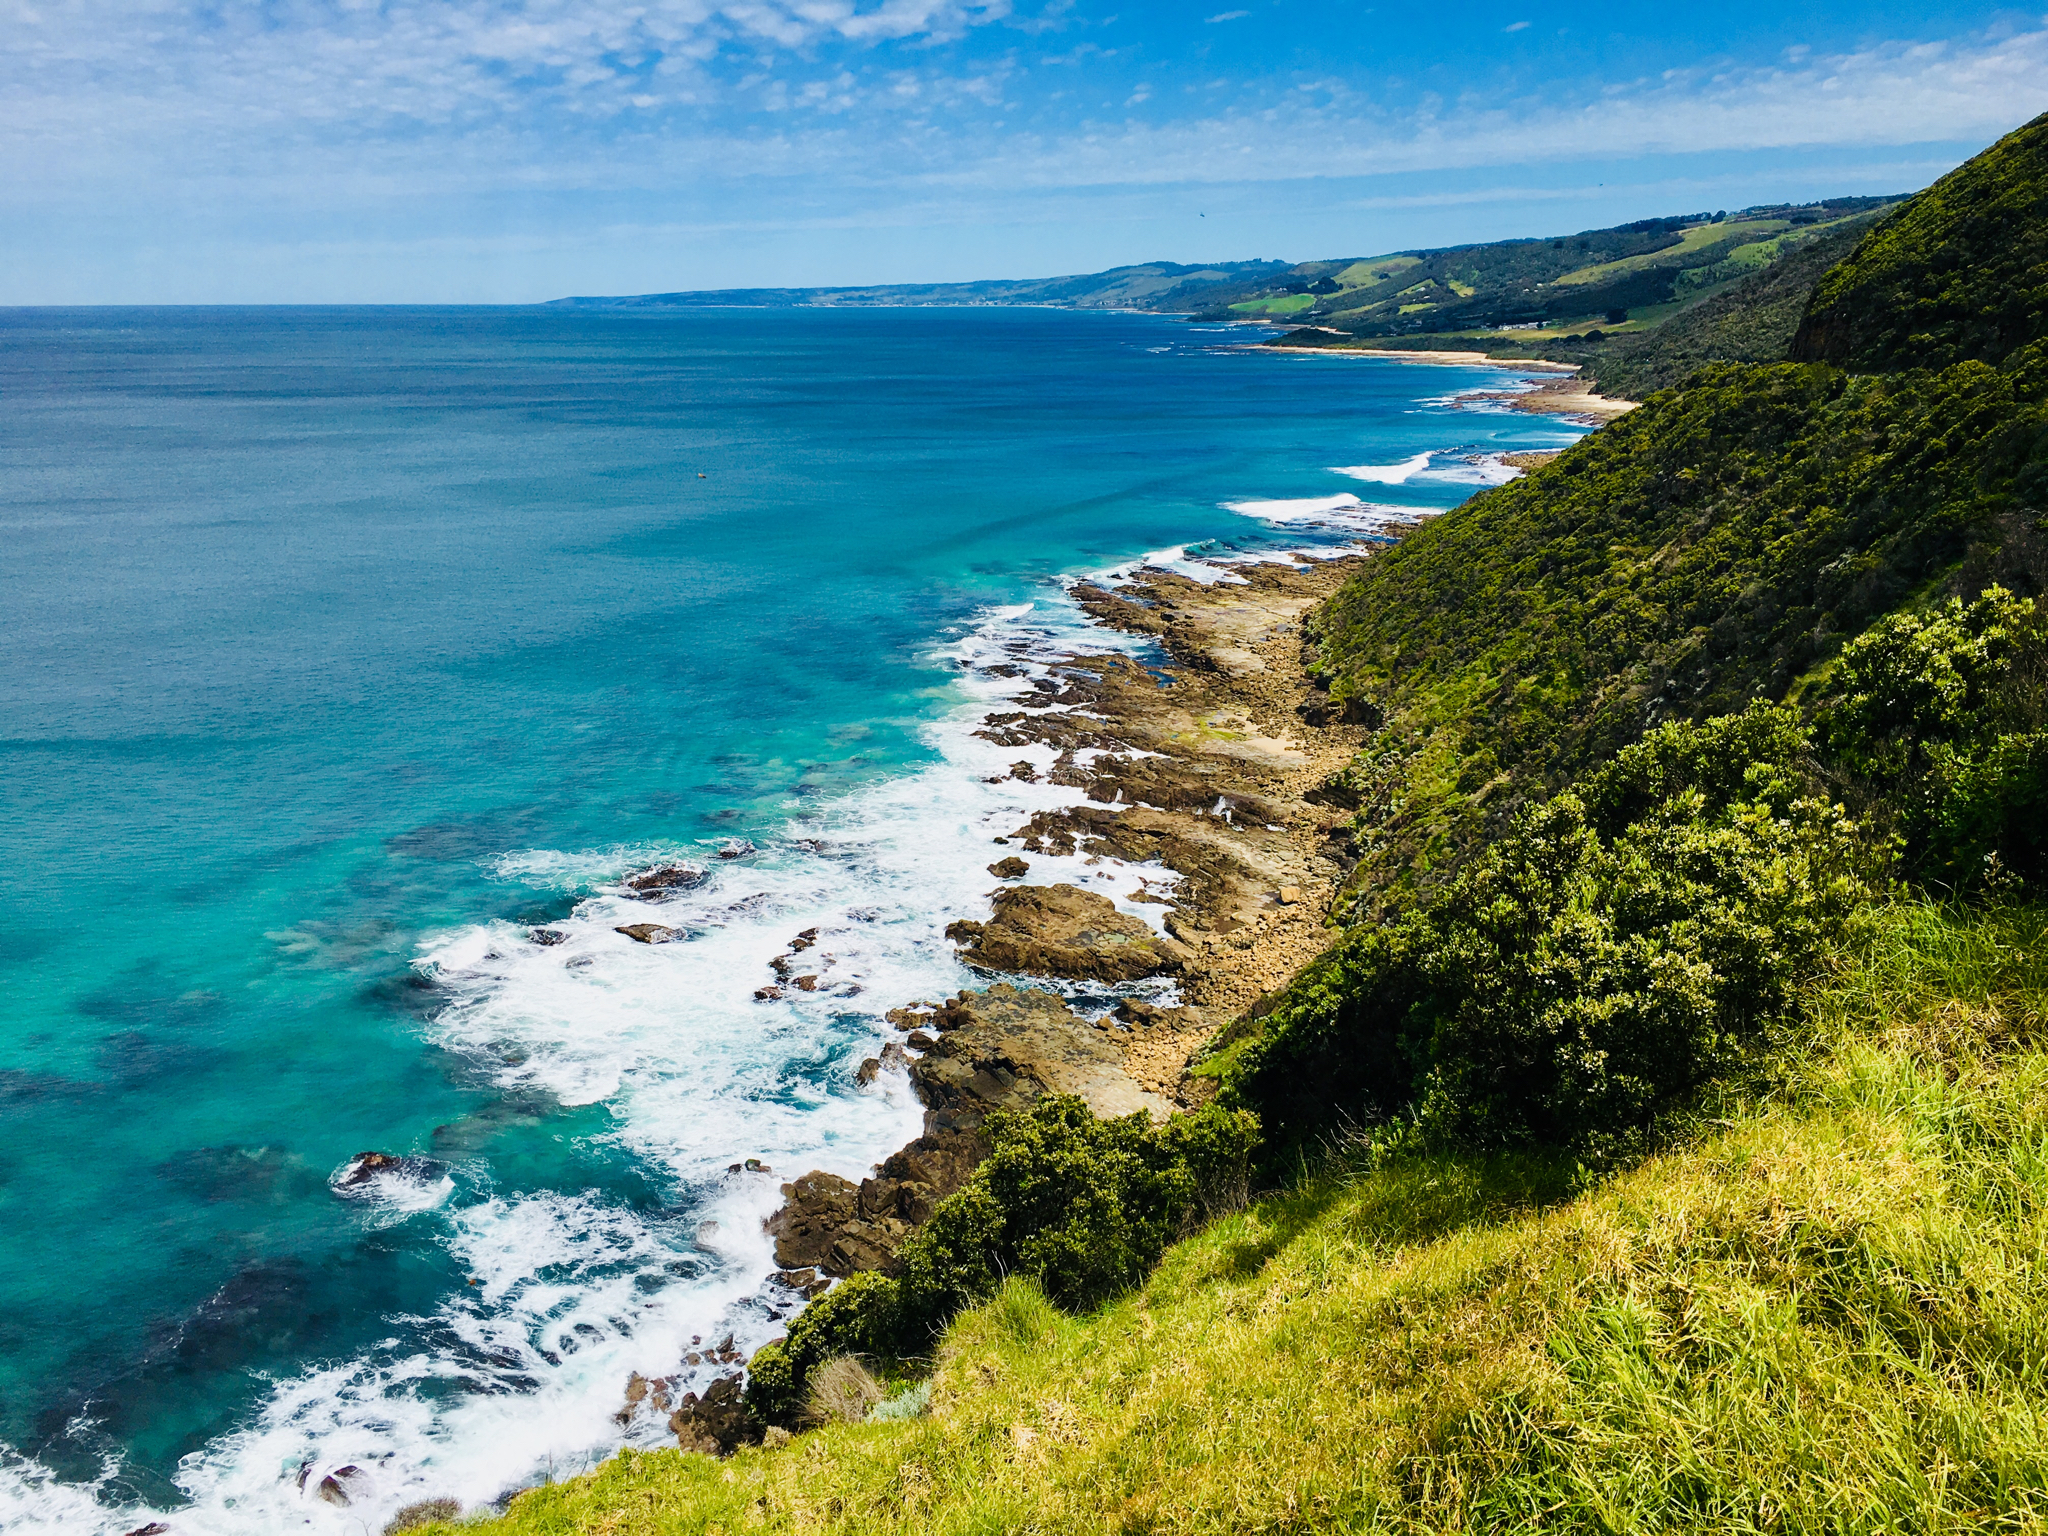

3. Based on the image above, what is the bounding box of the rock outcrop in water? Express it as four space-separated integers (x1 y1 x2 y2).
614 922 682 944
620 863 704 898
944 883 1192 981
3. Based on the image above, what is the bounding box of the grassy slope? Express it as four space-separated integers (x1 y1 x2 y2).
428 901 2048 1535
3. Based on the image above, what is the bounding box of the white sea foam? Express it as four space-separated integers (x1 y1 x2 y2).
1120 543 1250 586
19 583 1192 1536
0 1449 126 1536
1221 492 1421 538
1329 450 1434 485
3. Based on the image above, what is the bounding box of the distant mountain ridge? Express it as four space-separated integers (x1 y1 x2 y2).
546 259 1291 313
550 198 1900 343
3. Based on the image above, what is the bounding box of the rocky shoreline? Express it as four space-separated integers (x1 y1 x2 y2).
645 548 1383 1448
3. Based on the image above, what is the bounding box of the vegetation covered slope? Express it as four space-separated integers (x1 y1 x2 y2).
1588 213 1881 398
1304 355 2048 894
1795 111 2048 372
426 902 2048 1536
1260 202 1893 340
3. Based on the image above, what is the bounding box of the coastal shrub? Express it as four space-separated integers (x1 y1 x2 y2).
1580 701 1811 831
745 1097 1260 1426
1229 714 1866 1161
743 1269 901 1427
1818 587 2048 889
803 1356 885 1426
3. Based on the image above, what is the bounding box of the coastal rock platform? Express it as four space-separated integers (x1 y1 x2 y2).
945 883 1192 981
716 548 1379 1449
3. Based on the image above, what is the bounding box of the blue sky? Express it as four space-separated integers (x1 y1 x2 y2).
5 0 2045 302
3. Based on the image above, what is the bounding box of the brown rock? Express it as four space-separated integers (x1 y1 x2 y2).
668 1373 759 1455
767 1171 859 1268
1112 998 1203 1030
855 1057 882 1085
988 856 1030 879
621 863 703 898
794 975 819 991
949 884 1192 982
912 984 1171 1133
616 923 682 944
1278 886 1302 905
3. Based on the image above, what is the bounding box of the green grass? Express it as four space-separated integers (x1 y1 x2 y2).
1335 256 1422 288
1551 220 1789 286
417 900 2048 1535
1229 293 1317 315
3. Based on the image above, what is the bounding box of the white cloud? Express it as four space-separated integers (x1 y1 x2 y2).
1205 10 1248 21
1504 20 1530 32
0 9 2042 211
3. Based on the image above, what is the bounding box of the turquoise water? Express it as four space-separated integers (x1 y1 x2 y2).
0 305 1583 1531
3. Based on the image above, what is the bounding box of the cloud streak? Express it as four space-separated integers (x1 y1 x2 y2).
6 7 2041 203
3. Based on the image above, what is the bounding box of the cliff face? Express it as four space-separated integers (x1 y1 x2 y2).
1792 111 2048 372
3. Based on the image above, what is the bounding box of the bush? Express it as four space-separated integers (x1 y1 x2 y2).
1229 713 1866 1160
743 1269 901 1427
745 1097 1260 1425
1818 587 2048 889
804 1355 885 1426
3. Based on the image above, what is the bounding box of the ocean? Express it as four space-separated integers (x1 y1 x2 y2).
0 304 1585 1532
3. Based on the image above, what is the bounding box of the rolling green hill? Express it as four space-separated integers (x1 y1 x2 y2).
1585 213 1884 399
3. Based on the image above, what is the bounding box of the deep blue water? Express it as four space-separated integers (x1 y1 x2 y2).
0 305 1583 1532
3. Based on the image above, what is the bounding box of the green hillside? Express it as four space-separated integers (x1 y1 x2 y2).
1796 111 2048 371
549 198 1900 348
1587 213 1881 398
1227 199 1897 344
422 118 2048 1536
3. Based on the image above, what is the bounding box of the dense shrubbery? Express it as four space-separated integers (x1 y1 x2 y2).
1228 709 1866 1161
1817 587 2048 889
1795 112 2048 371
745 1096 1259 1426
1308 348 2048 902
